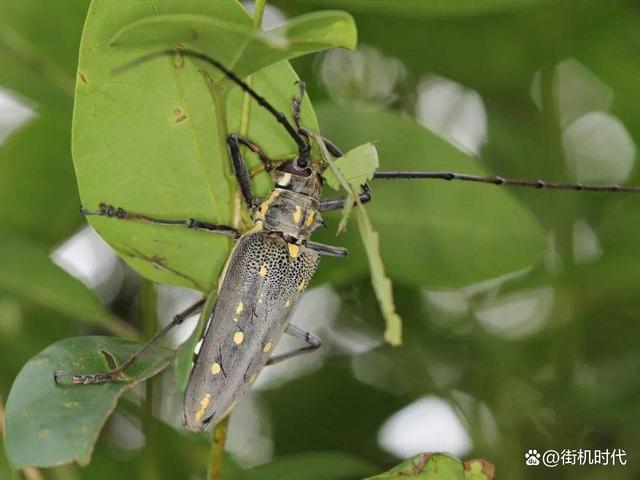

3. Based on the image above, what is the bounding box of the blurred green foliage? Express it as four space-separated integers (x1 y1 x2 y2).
1 0 640 479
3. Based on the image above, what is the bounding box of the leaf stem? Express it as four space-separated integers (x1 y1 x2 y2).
206 75 236 232
208 416 230 480
208 8 266 476
105 313 139 340
253 0 267 29
139 279 159 480
233 0 269 229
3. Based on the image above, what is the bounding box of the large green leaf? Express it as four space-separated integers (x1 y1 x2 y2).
365 453 494 480
0 114 82 246
0 231 132 338
72 0 355 291
111 11 356 78
4 336 172 468
313 104 547 288
0 0 89 111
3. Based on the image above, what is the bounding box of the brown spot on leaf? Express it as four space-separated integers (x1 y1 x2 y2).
412 453 433 473
174 45 185 68
37 429 49 438
79 72 88 84
65 401 79 408
173 107 187 123
463 459 496 479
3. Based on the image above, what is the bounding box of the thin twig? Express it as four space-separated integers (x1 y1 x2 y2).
208 3 266 478
140 279 159 480
209 417 230 480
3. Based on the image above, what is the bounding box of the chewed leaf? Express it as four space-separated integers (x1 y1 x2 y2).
322 142 379 191
364 453 495 479
354 208 402 345
337 196 353 235
322 142 379 234
110 10 357 78
316 137 402 345
4 336 173 468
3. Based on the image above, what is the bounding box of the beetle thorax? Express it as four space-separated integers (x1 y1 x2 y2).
252 188 322 241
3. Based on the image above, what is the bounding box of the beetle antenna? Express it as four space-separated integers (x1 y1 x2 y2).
373 171 640 193
115 48 312 167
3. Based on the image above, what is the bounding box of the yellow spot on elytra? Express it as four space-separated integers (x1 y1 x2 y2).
235 302 244 314
306 210 316 227
293 205 303 224
257 203 268 217
297 280 305 292
234 331 244 345
263 341 273 353
194 393 211 422
211 363 221 375
285 299 291 307
288 243 300 258
259 264 268 277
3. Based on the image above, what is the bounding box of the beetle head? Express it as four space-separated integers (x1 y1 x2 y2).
272 159 323 199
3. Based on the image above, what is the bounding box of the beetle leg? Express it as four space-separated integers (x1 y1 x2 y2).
53 299 206 385
265 323 322 366
81 204 240 238
318 184 372 212
306 241 348 258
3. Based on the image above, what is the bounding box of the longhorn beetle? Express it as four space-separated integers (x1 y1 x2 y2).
54 48 640 432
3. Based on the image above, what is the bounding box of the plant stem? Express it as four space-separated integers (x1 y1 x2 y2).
208 416 230 480
252 0 267 29
105 313 139 340
233 0 268 229
208 5 266 477
139 279 159 480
